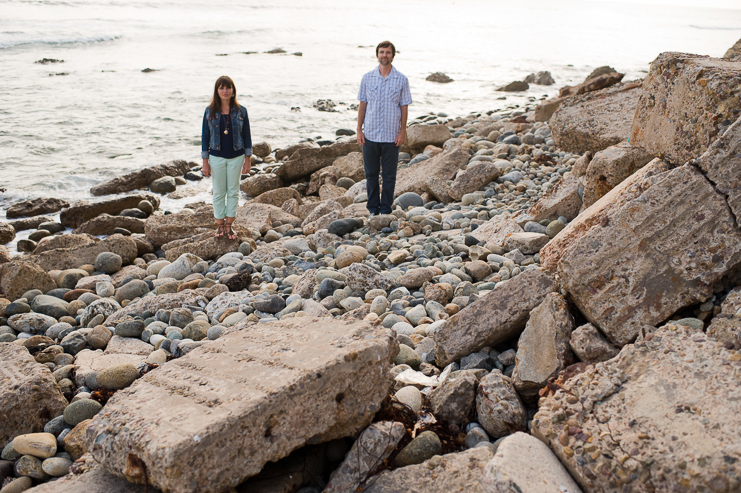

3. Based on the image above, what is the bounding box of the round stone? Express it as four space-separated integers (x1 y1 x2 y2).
395 344 422 370
395 386 422 413
115 320 145 338
336 177 355 189
96 363 139 390
394 431 442 467
545 219 565 238
14 455 48 479
12 433 57 459
169 308 194 329
137 200 154 214
94 252 122 275
42 457 73 477
114 280 150 304
150 176 176 193
395 192 424 210
182 320 210 341
207 325 224 340
63 399 103 426
1 477 33 493
86 325 112 349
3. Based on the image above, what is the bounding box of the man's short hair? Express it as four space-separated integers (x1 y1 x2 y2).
376 41 396 57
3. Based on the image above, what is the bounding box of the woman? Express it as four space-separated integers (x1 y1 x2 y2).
201 75 252 240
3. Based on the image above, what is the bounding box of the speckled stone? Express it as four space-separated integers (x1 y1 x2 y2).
63 399 103 426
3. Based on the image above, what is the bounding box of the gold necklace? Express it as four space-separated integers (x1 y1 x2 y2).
223 115 229 135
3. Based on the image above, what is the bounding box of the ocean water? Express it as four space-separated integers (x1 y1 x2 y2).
1 0 740 216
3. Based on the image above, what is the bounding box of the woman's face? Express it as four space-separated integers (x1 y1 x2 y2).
218 84 234 101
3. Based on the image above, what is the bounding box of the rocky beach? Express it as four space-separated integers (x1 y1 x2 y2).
1 38 741 493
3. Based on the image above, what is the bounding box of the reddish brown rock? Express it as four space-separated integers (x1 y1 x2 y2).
0 261 56 301
60 194 160 229
74 214 146 236
6 198 69 219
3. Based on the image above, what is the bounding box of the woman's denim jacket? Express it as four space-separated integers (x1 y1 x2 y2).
201 105 253 159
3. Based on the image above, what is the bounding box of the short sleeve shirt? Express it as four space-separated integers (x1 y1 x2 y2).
357 65 412 143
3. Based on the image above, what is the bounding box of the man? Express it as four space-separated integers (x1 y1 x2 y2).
357 40 412 217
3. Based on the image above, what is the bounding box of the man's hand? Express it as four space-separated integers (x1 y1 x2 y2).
242 157 252 175
356 130 365 145
202 158 211 178
394 127 407 147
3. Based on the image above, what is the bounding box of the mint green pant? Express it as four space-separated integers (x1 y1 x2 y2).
209 155 244 219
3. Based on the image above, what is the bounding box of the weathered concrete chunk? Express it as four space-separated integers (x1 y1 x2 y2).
533 324 741 492
161 231 244 262
239 173 284 197
363 447 494 493
434 269 558 366
502 232 549 255
541 159 741 345
0 345 67 447
513 293 575 402
707 288 741 349
551 80 642 154
324 421 406 493
631 52 741 166
698 114 741 222
428 370 477 426
570 323 619 363
404 124 451 150
395 144 470 203
481 432 583 493
476 371 526 440
7 198 70 219
449 162 502 202
582 141 654 209
86 318 398 493
469 213 523 249
28 235 138 272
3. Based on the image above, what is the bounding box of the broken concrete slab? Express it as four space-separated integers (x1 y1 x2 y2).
0 344 67 447
275 141 360 182
86 318 398 493
433 269 558 366
631 52 741 166
581 141 654 209
569 323 619 363
541 159 741 345
550 80 642 154
520 175 583 224
707 288 741 350
533 324 741 492
73 349 147 388
469 213 523 249
513 293 575 402
395 144 470 203
362 447 494 493
481 432 583 493
324 421 406 493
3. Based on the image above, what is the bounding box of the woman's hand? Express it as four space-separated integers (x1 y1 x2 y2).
242 157 251 175
202 158 211 178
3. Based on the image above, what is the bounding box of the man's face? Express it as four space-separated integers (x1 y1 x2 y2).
377 46 394 66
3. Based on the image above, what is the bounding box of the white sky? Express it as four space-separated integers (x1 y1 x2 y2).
582 0 741 10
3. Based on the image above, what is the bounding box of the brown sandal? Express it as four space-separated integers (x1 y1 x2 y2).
224 221 237 241
214 221 225 238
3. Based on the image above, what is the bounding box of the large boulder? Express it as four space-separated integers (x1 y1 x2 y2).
251 187 302 208
448 161 502 201
631 52 741 166
161 232 244 262
533 324 741 492
540 159 741 345
395 143 469 203
236 203 302 235
433 269 558 366
73 214 146 236
558 71 625 98
404 124 451 150
550 80 642 154
0 344 67 447
307 166 340 196
0 261 56 301
332 152 365 182
86 318 398 493
28 234 138 272
275 140 360 181
707 288 741 350
60 194 160 229
6 197 69 219
581 141 654 209
239 173 283 197
145 207 215 248
33 233 98 255
90 160 191 196
8 215 53 233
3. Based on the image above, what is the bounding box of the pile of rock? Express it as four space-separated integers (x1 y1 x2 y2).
2 41 741 493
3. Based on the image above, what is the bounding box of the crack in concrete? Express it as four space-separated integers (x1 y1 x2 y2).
689 158 740 230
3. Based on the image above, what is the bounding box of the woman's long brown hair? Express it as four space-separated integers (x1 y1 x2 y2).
207 76 239 120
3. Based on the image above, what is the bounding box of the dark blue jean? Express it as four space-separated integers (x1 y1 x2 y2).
362 140 399 215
